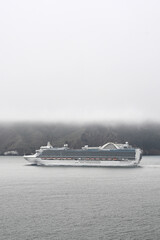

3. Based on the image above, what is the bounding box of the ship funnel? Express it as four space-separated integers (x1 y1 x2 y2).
47 142 53 148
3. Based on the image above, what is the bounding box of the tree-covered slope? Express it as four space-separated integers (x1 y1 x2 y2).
0 122 160 155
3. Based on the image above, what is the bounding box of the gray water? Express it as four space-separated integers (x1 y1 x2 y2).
0 156 160 240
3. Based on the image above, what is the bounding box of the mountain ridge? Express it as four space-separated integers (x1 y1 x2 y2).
0 122 160 155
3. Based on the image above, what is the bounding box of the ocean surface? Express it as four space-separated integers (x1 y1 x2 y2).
0 156 160 240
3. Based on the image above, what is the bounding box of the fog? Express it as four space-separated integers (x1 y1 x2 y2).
0 0 160 123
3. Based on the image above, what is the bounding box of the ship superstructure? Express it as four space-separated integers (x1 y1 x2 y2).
24 142 142 167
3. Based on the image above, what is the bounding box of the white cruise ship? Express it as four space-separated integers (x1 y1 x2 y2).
24 142 142 167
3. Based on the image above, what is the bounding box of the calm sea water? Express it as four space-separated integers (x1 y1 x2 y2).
0 156 160 240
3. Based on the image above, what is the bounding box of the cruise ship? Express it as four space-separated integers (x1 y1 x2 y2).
24 142 142 167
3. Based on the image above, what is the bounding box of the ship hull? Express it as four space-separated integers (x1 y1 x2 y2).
24 158 139 167
39 160 138 167
24 149 142 167
24 149 141 167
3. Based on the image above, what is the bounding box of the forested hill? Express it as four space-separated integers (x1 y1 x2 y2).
0 122 160 155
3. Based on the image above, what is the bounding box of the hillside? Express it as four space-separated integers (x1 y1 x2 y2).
0 122 160 155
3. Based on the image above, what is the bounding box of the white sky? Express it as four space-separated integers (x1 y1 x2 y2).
0 0 160 122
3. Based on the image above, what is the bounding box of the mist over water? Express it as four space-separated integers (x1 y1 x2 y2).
1 156 160 240
1 0 160 123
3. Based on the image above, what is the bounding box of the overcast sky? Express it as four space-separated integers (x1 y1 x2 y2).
0 0 160 123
